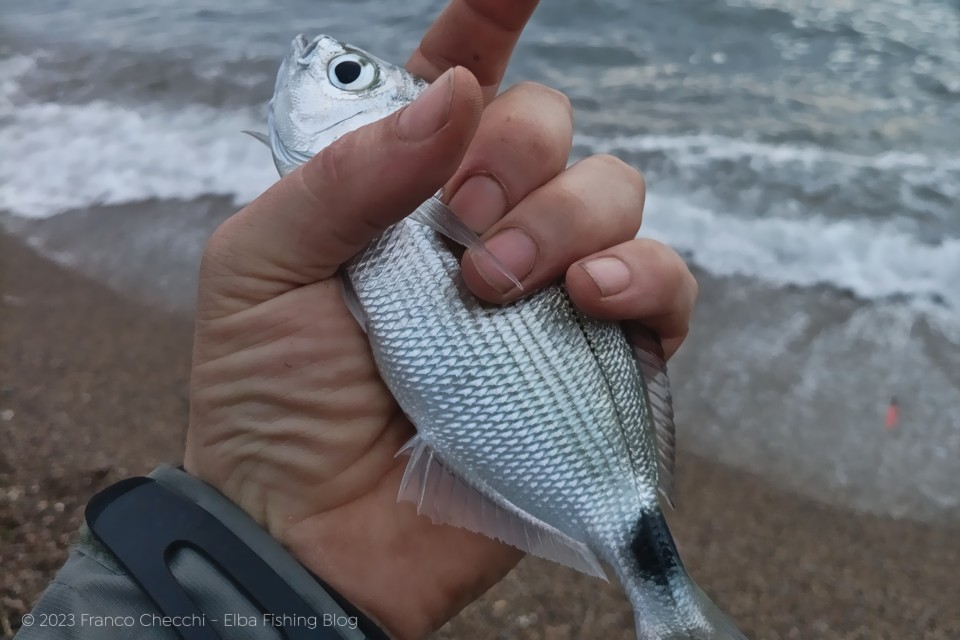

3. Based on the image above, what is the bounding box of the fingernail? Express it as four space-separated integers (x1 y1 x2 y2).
472 228 537 294
397 69 454 141
448 174 508 233
580 256 631 297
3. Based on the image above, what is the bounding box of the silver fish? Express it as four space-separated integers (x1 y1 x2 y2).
264 34 747 640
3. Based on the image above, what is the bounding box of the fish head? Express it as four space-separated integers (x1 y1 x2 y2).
268 34 427 176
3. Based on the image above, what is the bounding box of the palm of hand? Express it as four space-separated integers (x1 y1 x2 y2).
187 277 520 638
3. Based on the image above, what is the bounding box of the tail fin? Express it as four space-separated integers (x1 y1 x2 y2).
614 510 748 640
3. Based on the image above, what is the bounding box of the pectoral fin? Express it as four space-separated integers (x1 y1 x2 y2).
409 197 523 291
396 436 607 580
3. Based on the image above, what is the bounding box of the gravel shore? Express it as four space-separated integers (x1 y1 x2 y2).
2 231 957 639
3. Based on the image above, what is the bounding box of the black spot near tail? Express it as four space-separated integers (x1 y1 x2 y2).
625 512 749 639
628 510 684 588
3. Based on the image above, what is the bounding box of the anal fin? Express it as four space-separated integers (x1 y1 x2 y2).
397 436 607 580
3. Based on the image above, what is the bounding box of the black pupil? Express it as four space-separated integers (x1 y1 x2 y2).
335 60 362 85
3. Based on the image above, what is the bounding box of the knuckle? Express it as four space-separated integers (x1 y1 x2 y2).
591 154 646 197
575 155 646 231
652 241 686 278
512 119 561 168
512 81 572 113
470 84 573 177
637 239 693 306
666 256 696 305
649 275 679 311
490 117 569 171
589 153 631 172
548 181 591 220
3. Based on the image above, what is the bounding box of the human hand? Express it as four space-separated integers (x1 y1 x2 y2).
184 1 698 638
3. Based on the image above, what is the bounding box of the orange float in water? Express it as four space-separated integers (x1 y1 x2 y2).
885 397 899 430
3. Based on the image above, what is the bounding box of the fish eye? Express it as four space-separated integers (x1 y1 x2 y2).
327 53 378 91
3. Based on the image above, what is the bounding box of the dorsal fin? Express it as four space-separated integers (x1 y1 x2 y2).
630 328 677 509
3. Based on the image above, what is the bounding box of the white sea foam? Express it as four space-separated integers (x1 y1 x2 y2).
0 53 40 109
578 131 960 314
0 100 276 218
0 51 276 217
1 53 957 315
640 192 960 312
575 132 960 173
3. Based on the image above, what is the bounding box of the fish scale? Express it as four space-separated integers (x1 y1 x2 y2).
266 33 748 640
350 218 652 545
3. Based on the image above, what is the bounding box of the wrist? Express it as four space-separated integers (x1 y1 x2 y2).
279 466 522 640
87 466 391 639
179 457 423 638
183 428 518 639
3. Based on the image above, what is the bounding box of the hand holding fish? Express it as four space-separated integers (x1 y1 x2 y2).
185 2 703 639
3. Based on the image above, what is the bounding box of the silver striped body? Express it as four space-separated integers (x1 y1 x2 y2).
346 219 660 558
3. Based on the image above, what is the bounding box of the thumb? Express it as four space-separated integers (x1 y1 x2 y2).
198 66 483 318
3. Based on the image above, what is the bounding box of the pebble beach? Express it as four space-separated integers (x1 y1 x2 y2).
3 230 958 639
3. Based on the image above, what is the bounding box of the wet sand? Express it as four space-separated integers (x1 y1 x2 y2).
1 230 958 639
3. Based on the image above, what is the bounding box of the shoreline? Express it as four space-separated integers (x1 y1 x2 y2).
2 231 959 638
6 199 959 523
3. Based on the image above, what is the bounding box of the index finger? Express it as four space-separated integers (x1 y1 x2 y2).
406 0 540 103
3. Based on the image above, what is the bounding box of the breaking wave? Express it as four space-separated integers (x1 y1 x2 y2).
640 193 960 312
2 50 958 317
